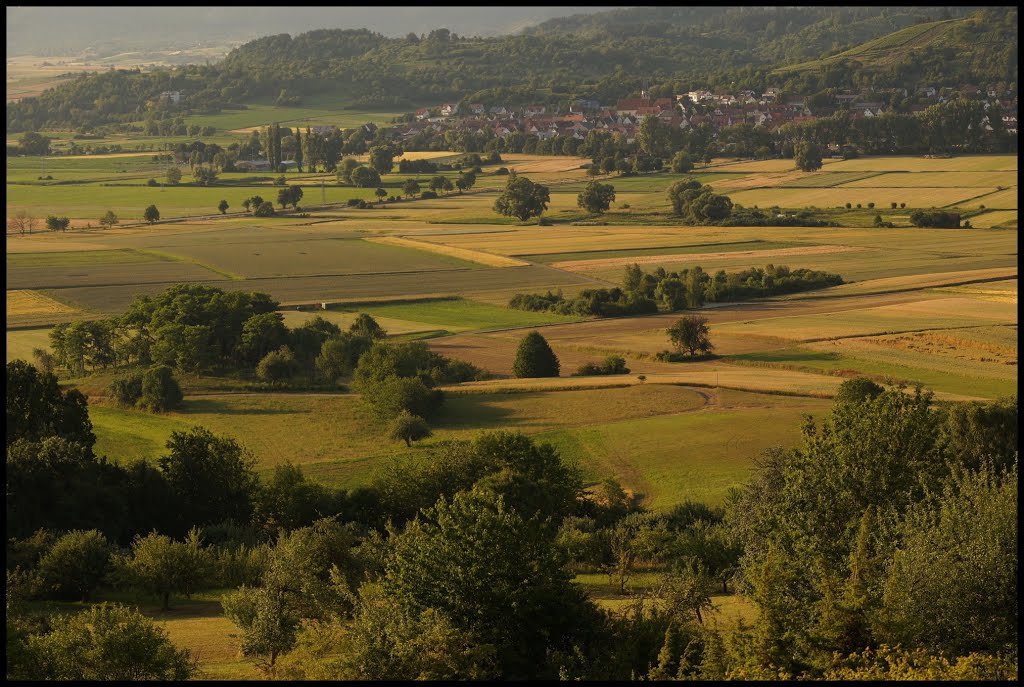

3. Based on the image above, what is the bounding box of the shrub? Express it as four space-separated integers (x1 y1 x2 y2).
274 176 286 186
139 365 183 412
146 178 158 187
856 203 862 209
256 346 298 382
254 201 275 217
867 202 875 209
891 202 898 209
494 167 509 175
37 530 112 601
845 202 852 209
900 202 906 208
572 355 630 376
109 373 144 407
420 190 438 199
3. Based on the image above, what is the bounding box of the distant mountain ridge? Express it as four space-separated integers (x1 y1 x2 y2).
6 6 1017 134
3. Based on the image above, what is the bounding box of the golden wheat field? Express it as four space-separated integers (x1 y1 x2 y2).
7 289 79 317
728 186 996 209
968 210 1017 228
365 236 530 267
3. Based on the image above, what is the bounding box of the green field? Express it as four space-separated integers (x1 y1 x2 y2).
88 384 828 507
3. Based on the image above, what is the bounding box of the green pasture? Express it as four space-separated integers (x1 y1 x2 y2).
333 297 582 332
5 180 389 219
534 389 831 509
726 344 1016 400
91 384 713 485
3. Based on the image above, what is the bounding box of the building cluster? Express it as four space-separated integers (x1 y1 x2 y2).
386 85 1017 145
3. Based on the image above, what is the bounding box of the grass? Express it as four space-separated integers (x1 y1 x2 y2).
6 327 54 362
336 297 582 332
89 384 798 495
535 389 832 508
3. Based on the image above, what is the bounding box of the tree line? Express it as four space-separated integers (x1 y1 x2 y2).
510 263 843 317
7 354 1016 679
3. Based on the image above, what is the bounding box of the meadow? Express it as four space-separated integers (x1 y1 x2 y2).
7 151 1018 489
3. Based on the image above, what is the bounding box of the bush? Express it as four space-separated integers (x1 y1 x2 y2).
420 190 438 199
845 202 852 209
254 201 275 217
109 373 143 407
37 530 112 601
572 355 631 376
867 202 875 209
891 202 898 209
834 377 884 405
273 176 286 186
494 167 509 175
146 178 158 187
139 366 183 412
256 346 298 382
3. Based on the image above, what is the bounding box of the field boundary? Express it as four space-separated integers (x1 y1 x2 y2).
365 236 530 267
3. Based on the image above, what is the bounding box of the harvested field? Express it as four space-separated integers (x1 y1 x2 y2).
713 296 1016 343
503 154 591 174
803 266 1017 297
968 210 1017 228
727 186 995 209
365 236 529 267
969 188 1018 209
826 155 1017 172
550 244 860 271
838 171 1018 188
711 158 842 172
7 289 79 317
931 279 1017 303
397 151 460 161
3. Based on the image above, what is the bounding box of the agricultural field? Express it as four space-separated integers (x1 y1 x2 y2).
6 152 1018 509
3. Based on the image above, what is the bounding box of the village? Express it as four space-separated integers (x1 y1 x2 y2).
386 84 1018 147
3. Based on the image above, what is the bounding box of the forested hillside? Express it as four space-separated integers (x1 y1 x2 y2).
6 6 1017 134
